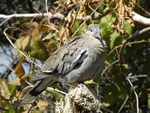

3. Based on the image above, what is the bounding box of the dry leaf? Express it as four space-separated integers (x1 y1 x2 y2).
0 79 10 99
59 27 69 45
15 56 25 79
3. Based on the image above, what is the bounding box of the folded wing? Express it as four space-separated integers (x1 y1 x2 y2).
31 37 88 81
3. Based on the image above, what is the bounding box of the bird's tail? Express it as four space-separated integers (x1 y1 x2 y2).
21 79 55 105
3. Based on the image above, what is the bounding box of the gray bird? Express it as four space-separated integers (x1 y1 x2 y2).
21 24 107 104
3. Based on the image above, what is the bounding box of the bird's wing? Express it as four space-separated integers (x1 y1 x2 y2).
31 37 88 80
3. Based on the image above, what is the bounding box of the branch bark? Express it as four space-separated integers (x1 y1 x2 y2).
132 11 150 26
55 84 101 113
1 7 150 27
0 7 111 27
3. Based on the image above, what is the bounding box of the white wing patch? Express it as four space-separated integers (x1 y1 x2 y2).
61 48 88 74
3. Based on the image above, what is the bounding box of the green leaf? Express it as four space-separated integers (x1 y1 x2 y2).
110 30 120 48
124 21 132 35
108 1 116 8
4 106 15 113
100 12 116 39
72 21 87 36
25 28 49 61
32 27 40 41
114 82 121 91
123 64 129 70
148 90 150 109
7 84 16 96
29 40 48 61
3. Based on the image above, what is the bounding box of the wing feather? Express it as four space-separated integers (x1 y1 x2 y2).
32 37 88 80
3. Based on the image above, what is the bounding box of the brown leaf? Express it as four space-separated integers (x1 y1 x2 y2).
0 79 10 99
15 56 25 79
66 10 76 28
59 27 69 45
47 41 58 55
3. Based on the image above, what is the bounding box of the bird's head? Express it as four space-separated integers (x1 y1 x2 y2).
86 24 101 40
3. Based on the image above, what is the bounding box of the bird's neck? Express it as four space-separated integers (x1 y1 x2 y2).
83 34 107 54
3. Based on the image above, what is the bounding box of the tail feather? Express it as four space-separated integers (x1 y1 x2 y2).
21 79 55 105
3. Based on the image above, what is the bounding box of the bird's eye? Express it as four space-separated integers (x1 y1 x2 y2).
91 30 93 32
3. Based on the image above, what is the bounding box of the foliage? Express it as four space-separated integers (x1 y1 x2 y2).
0 0 150 112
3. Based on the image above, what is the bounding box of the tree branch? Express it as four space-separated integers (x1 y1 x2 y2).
0 7 111 27
119 26 150 59
119 27 150 113
1 6 150 28
132 11 150 25
127 78 139 113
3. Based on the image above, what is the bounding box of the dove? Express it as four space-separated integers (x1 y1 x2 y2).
21 24 107 104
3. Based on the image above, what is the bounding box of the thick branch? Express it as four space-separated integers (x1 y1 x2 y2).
0 13 53 19
0 7 111 27
132 11 150 25
120 26 150 58
1 7 150 27
119 26 150 76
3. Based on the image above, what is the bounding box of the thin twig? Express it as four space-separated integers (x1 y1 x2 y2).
0 7 111 27
45 0 48 13
107 40 150 56
46 87 67 95
71 2 101 37
101 60 119 76
118 95 129 113
3 27 41 68
127 75 147 79
24 79 34 87
135 3 150 17
27 105 34 113
1 7 150 27
127 78 139 113
119 27 150 62
119 27 150 74
45 0 51 26
0 13 52 27
118 27 150 113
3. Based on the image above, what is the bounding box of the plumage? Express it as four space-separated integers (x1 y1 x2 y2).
21 24 107 104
